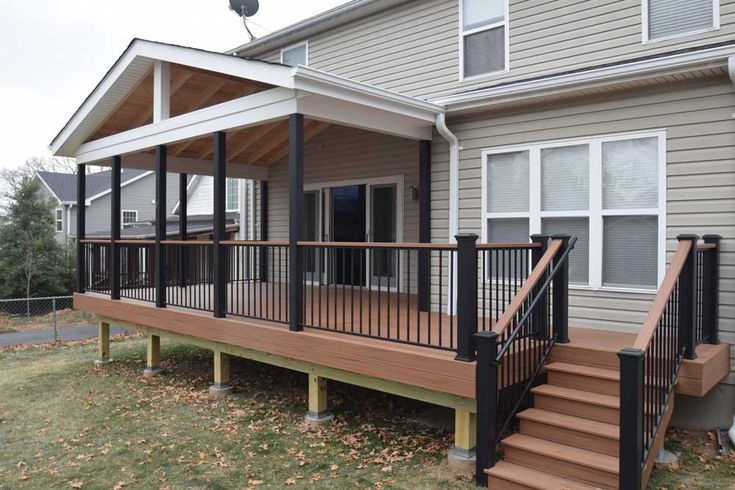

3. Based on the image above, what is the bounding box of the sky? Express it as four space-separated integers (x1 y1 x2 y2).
0 0 351 170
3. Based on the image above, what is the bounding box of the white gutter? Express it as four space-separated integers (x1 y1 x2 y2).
435 113 459 242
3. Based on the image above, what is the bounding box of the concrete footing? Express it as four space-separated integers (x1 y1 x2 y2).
94 357 112 366
447 447 476 471
208 383 234 399
655 448 679 467
304 411 335 428
143 366 164 377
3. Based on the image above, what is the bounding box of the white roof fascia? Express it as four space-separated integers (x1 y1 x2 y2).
432 44 735 112
84 170 154 206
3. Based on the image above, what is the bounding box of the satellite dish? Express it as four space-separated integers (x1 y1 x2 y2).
229 0 259 17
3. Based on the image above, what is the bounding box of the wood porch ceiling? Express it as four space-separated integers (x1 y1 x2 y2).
88 63 274 142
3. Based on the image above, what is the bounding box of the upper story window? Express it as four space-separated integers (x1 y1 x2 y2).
281 42 309 67
482 131 666 291
122 210 138 227
644 0 719 42
55 209 63 232
460 0 509 79
226 178 240 212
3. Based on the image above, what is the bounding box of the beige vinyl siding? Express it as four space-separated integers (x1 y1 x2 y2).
433 76 735 383
250 0 735 99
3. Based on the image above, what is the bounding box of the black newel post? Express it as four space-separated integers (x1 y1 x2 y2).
259 181 269 283
550 234 571 343
474 331 499 486
178 173 188 286
455 233 478 361
702 234 721 344
213 131 227 319
76 165 86 293
418 139 431 312
288 114 305 331
530 234 550 338
618 347 644 490
678 234 698 360
110 156 121 300
155 145 167 308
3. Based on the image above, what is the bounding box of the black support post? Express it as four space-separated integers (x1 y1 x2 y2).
550 234 570 343
455 233 478 361
76 166 86 293
702 235 721 344
474 331 499 486
618 347 644 490
678 234 699 360
155 145 167 308
213 132 227 319
530 235 550 339
288 114 305 331
259 181 268 283
110 156 121 300
178 173 187 286
418 139 431 312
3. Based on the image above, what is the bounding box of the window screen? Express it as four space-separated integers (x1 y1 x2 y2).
282 44 308 67
603 216 658 288
648 0 715 40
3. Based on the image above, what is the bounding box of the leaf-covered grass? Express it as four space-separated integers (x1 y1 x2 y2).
0 336 731 489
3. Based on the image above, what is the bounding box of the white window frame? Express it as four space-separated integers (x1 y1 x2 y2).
642 0 720 44
226 178 240 212
458 0 510 81
481 130 667 293
280 41 309 67
55 208 63 232
122 210 139 227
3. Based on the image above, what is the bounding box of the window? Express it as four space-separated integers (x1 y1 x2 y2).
482 131 666 290
644 0 719 42
55 209 63 232
281 42 308 67
460 0 508 79
122 210 138 227
226 178 240 212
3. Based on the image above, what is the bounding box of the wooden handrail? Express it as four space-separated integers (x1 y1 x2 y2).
221 240 289 246
117 240 155 245
161 240 214 245
492 239 563 335
476 242 541 250
697 243 716 250
296 241 459 250
80 239 111 245
633 240 693 350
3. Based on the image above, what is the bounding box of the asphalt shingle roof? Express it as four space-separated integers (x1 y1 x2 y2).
37 169 150 204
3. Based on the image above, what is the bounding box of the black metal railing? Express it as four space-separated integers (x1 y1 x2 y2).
618 234 721 489
118 241 155 302
81 240 111 294
473 235 575 486
224 241 290 323
164 241 215 312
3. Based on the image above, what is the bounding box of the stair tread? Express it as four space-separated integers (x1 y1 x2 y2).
502 434 619 474
518 408 619 440
545 362 620 381
486 461 603 490
532 384 620 408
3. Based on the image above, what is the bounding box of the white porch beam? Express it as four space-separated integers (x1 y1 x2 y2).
115 153 268 181
153 61 171 123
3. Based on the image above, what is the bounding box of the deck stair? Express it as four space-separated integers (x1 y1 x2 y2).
486 352 650 490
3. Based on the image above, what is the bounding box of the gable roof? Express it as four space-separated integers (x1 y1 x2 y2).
36 169 151 205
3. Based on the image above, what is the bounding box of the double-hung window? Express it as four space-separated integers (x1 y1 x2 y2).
55 209 63 232
482 131 666 291
122 210 138 227
226 178 240 212
644 0 719 42
460 0 509 79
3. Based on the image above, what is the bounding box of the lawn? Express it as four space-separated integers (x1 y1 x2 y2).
0 335 732 489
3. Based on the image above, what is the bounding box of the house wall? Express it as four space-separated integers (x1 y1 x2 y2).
37 182 67 244
430 75 735 384
250 0 735 99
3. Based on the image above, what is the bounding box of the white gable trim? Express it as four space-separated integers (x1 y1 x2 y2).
34 172 63 204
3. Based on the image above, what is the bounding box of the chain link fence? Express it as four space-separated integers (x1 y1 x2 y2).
0 296 95 343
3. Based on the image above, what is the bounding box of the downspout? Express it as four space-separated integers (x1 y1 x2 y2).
435 112 460 242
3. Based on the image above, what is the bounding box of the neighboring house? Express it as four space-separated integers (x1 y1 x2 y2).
0 214 8 228
49 1 735 488
35 169 181 243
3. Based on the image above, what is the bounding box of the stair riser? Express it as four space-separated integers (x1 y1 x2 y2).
534 395 620 425
520 419 619 457
486 476 534 490
504 447 619 489
549 347 619 369
548 371 619 396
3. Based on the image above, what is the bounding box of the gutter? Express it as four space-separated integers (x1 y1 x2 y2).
435 113 459 242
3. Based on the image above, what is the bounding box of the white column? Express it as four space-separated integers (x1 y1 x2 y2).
153 61 171 123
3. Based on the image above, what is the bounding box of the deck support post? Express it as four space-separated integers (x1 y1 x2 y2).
76 165 86 293
678 234 699 360
213 131 227 319
288 114 305 331
418 139 431 312
448 408 476 470
155 145 167 308
550 234 571 344
94 320 112 366
143 334 163 377
455 233 478 361
259 181 268 283
178 173 188 285
618 347 644 490
530 235 550 339
702 235 721 344
305 374 334 427
209 350 233 398
110 156 121 300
